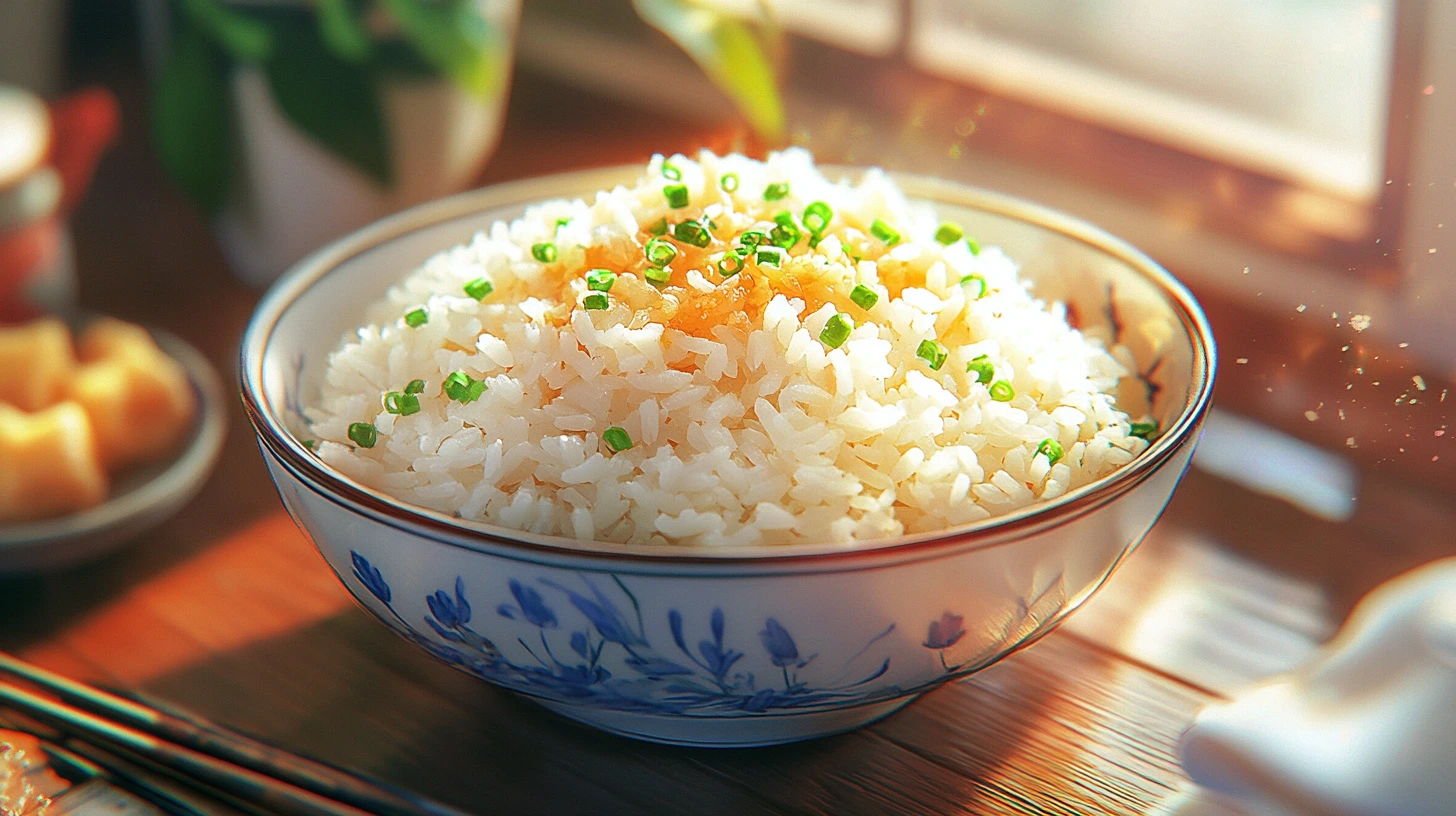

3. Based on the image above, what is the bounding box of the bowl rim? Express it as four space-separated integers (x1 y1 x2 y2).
240 164 1216 566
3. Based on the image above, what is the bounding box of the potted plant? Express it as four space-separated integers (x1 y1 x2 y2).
145 0 784 286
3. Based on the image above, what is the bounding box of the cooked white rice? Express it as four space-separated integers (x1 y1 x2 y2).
306 149 1148 547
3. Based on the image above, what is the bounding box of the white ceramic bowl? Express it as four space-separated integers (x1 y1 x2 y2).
1 327 227 572
241 167 1215 747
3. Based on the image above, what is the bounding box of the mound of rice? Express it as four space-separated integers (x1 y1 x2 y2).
306 149 1149 547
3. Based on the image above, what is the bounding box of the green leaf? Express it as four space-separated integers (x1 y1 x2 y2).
633 0 785 142
177 0 272 62
261 11 393 187
316 0 371 64
150 13 234 214
376 0 502 97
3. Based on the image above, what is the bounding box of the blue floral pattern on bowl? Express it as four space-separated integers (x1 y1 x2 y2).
348 551 912 715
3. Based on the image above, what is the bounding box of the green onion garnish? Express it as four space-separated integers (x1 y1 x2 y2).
870 219 901 246
443 371 486 404
403 307 428 328
645 238 678 266
916 339 947 371
849 284 879 311
404 379 425 395
1130 420 1159 440
583 293 609 310
586 268 617 292
738 230 766 249
803 201 833 234
555 217 570 231
663 163 682 181
643 265 672 285
819 313 853 349
966 236 982 255
383 391 421 416
935 222 964 245
531 243 557 263
464 277 494 301
1036 438 1064 466
989 380 1015 402
603 426 633 452
764 181 790 201
720 172 739 192
769 222 801 250
648 217 668 236
961 273 988 298
302 439 318 450
718 253 744 277
756 248 783 267
966 354 994 384
664 184 689 209
673 220 712 248
347 422 377 448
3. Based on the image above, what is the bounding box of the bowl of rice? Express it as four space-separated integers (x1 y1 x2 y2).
241 150 1214 747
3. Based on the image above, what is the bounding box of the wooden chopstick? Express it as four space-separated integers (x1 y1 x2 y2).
0 677 374 816
0 651 471 816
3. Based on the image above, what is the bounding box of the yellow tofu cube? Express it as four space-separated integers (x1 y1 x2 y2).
0 318 75 411
68 350 195 470
0 402 108 523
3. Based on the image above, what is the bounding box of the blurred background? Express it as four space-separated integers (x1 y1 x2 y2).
0 1 1452 810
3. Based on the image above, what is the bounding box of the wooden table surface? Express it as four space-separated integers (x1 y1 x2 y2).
3 20 1454 816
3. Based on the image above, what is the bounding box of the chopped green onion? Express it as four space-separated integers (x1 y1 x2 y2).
647 217 669 236
769 222 801 250
966 236 981 255
718 252 744 277
916 339 947 371
645 238 678 266
819 313 853 349
989 380 1015 402
383 391 421 416
849 284 879 311
404 379 425 395
756 248 784 266
803 201 833 234
302 439 318 451
531 242 557 263
555 217 570 231
844 247 863 264
347 422 377 448
763 181 790 201
1036 438 1064 466
583 293 609 310
966 354 994 384
1130 419 1159 440
664 184 689 209
960 273 988 298
673 220 712 248
935 222 964 245
720 172 739 192
403 307 428 328
870 218 900 246
738 230 767 249
643 265 672 284
463 277 494 301
662 162 682 181
586 268 617 292
603 426 633 452
443 371 486 404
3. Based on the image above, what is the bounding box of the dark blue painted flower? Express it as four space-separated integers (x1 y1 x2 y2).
427 577 472 629
624 655 695 677
570 631 590 659
509 579 557 628
924 612 965 650
543 578 644 645
759 618 799 667
698 639 743 680
425 615 467 643
740 688 777 712
349 551 390 604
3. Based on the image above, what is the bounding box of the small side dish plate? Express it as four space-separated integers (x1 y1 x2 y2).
0 327 227 572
